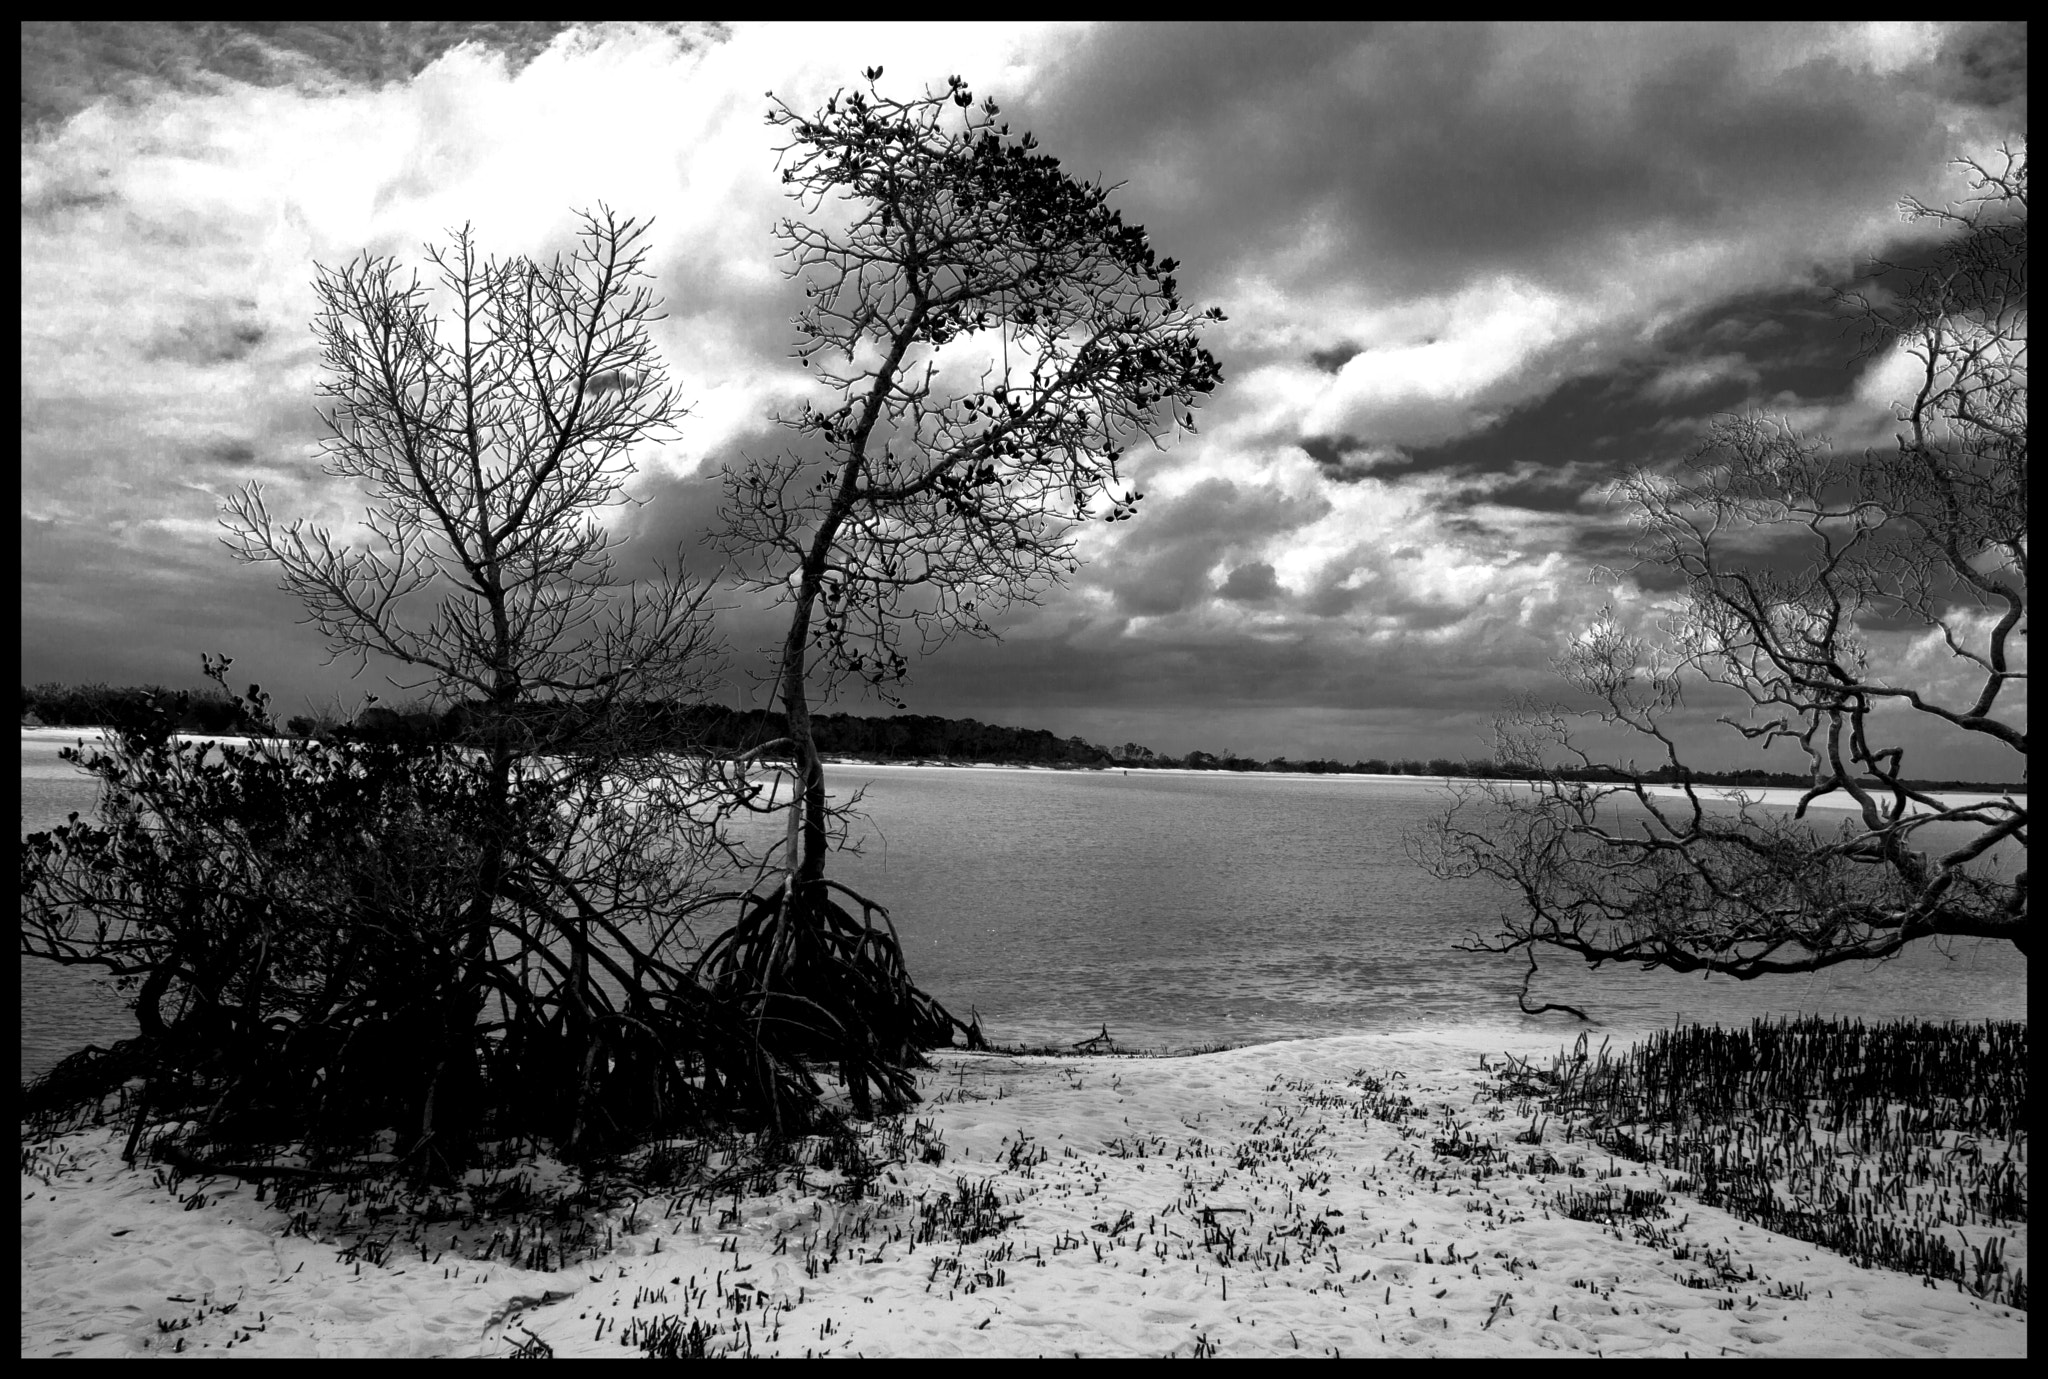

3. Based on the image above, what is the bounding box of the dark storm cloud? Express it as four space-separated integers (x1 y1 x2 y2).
1441 472 1598 515
1273 272 1923 586
1353 270 1905 559
19 21 626 132
1567 523 1669 584
1307 343 1365 375
1921 21 2027 121
1097 478 1330 617
146 309 269 365
196 437 261 469
614 462 740 575
1301 561 1367 619
20 500 319 702
1020 24 1951 309
1217 562 1279 603
20 178 116 222
1298 434 1410 483
16 22 2023 777
895 600 1563 730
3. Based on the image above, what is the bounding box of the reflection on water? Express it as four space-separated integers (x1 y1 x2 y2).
20 739 2028 1079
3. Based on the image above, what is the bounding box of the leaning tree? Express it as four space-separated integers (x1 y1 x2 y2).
709 69 1225 1109
1421 146 2026 1012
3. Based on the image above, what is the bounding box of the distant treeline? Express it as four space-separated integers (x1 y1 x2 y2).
21 681 263 736
16 684 1113 766
20 682 2025 793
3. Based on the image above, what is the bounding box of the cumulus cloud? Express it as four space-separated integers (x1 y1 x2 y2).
16 21 2025 775
1218 562 1281 603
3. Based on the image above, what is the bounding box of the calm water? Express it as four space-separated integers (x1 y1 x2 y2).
20 738 2029 1079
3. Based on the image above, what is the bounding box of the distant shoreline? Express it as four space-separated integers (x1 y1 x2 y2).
816 758 2024 816
23 727 2026 808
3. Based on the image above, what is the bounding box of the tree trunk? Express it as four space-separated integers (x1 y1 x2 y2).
443 650 518 1154
776 578 830 883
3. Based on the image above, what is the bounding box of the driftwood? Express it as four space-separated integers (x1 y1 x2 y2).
1072 1024 1114 1052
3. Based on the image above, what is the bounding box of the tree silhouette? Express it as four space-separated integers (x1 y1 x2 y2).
710 69 1224 1109
23 210 778 1179
1421 147 2027 1009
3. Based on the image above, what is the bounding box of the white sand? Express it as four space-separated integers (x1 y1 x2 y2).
21 728 265 746
20 1028 2026 1358
28 730 2023 814
799 756 2027 816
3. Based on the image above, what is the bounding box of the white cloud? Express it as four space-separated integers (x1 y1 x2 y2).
1639 352 1761 403
1853 339 1938 417
1292 278 1585 443
18 22 2025 773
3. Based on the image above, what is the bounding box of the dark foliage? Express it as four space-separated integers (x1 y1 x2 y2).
22 681 263 735
1491 1016 2026 1308
19 666 863 1184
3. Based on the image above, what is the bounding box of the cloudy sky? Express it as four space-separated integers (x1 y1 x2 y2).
19 21 2028 775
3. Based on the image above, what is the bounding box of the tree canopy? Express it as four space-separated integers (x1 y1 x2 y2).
720 69 1223 874
701 69 1225 1111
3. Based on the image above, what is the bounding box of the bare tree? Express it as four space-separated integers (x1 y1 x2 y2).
227 206 711 732
1422 146 2026 1004
708 70 1224 1106
227 206 777 1157
19 208 782 1177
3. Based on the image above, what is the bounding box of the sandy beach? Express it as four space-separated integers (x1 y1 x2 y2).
20 1026 2027 1358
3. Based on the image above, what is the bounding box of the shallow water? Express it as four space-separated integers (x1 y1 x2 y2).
19 738 2028 1079
814 765 2026 1050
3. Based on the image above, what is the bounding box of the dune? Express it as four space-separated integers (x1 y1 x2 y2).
19 1026 2026 1358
